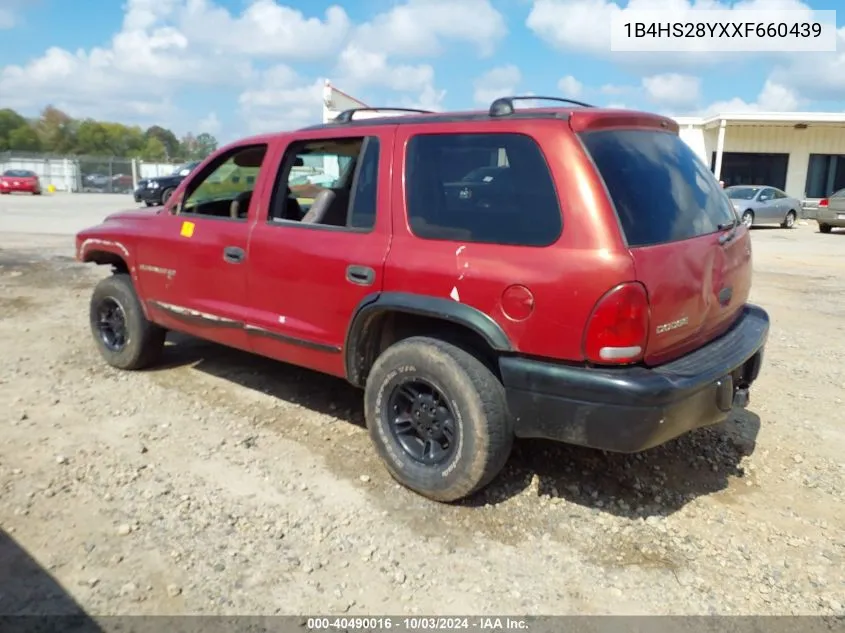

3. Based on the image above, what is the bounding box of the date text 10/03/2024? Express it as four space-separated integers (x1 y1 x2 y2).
306 617 530 631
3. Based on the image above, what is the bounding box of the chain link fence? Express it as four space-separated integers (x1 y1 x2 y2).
0 151 179 194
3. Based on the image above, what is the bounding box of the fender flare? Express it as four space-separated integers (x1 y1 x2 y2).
344 291 513 385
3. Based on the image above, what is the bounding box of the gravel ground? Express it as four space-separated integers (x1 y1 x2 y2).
0 196 843 617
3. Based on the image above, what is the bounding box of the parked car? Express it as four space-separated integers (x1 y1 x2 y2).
75 98 770 503
815 188 845 233
134 161 201 207
0 169 42 195
725 185 801 229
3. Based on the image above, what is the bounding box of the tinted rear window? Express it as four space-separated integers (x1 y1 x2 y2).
405 133 562 246
580 129 736 247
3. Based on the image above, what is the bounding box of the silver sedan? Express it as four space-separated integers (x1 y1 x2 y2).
725 185 802 229
816 188 845 234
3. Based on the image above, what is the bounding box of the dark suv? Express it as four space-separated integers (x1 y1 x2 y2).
134 161 201 207
76 97 769 503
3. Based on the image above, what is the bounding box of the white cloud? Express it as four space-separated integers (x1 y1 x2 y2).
472 65 522 105
0 9 15 28
179 1 351 60
699 79 802 115
769 27 845 101
1 0 495 133
333 0 505 108
349 0 506 58
237 65 325 134
557 75 583 98
197 112 221 135
642 73 701 108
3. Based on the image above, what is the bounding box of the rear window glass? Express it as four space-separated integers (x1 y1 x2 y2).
405 133 562 246
580 129 736 247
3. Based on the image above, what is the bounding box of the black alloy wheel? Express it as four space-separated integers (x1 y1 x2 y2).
386 378 458 466
95 297 129 352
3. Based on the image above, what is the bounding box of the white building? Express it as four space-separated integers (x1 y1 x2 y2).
673 112 845 202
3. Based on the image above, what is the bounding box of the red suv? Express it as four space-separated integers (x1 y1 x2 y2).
76 97 769 503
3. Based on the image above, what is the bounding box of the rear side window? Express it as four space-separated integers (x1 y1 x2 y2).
405 133 562 246
581 129 736 247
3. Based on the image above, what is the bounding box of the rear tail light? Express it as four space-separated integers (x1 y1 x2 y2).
819 198 829 207
583 282 650 365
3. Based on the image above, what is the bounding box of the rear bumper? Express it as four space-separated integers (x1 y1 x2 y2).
500 304 770 453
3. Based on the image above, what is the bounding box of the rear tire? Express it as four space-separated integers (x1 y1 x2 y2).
741 210 754 228
89 273 166 370
364 336 513 503
781 210 796 228
819 223 832 234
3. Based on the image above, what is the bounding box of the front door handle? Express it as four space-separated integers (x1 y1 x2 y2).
346 265 375 286
223 246 245 264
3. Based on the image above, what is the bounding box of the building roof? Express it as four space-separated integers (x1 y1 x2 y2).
673 111 845 128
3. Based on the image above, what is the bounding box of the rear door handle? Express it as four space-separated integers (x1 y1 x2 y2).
223 246 245 264
346 265 375 286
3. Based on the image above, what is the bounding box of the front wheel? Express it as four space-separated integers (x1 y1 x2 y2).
364 336 513 503
741 210 754 228
89 274 166 370
161 187 175 205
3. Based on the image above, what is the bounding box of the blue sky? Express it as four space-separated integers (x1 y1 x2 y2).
0 0 843 141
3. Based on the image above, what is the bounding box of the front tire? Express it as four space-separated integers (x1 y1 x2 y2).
161 187 175 205
819 223 832 234
782 210 796 228
89 274 166 370
741 210 754 228
364 336 513 503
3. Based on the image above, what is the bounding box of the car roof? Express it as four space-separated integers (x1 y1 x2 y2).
225 96 676 149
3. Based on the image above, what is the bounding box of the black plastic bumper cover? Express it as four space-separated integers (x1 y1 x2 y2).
500 303 770 453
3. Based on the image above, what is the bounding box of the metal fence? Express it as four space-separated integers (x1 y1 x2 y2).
0 151 180 194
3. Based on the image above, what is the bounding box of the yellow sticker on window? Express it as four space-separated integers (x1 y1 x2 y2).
180 221 195 238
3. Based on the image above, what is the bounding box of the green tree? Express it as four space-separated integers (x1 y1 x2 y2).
8 124 42 151
74 119 110 155
0 108 28 150
195 132 218 159
144 125 180 159
35 105 75 153
141 136 167 161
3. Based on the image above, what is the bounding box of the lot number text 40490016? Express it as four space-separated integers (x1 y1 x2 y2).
306 617 530 631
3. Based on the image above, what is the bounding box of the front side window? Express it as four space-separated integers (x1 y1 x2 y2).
726 186 760 200
405 133 562 246
180 145 267 220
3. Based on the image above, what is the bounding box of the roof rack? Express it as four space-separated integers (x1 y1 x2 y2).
489 95 595 118
332 107 435 123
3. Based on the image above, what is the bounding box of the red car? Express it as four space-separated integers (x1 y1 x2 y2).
75 97 769 503
0 169 42 195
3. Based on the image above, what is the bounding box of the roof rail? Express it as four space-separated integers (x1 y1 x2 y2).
489 95 595 118
332 107 435 123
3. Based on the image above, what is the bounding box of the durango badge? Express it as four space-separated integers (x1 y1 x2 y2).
655 316 689 334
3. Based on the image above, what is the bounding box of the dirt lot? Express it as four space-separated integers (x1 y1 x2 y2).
1 194 843 617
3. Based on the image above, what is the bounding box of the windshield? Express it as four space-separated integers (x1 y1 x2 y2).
171 162 197 176
726 186 760 200
3 169 35 178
